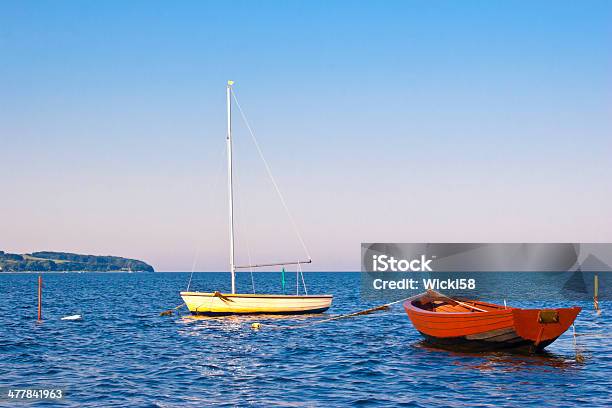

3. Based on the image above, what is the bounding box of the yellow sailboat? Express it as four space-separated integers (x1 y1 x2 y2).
180 81 333 316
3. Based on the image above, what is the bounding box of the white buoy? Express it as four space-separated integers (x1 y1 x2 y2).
61 314 82 321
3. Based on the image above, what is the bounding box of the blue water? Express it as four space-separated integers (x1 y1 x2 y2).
0 272 610 407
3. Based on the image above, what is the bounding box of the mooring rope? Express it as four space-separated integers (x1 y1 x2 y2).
160 303 185 316
251 296 412 331
572 324 586 363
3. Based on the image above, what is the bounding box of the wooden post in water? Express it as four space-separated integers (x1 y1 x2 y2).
37 274 42 321
594 274 600 315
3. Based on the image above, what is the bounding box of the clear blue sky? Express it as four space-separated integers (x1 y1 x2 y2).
1 1 611 271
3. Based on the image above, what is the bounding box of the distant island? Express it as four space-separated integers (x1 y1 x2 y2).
0 251 155 272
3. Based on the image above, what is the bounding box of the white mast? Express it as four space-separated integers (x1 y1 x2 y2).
227 80 236 294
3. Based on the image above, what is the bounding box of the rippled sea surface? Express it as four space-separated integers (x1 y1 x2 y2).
0 272 610 407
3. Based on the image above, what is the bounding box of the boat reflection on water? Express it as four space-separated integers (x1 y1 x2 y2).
413 341 584 372
175 312 331 335
180 312 327 323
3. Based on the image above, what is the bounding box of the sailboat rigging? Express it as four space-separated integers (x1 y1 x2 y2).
180 81 333 315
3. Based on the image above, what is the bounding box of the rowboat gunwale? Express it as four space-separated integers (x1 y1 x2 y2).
403 293 511 316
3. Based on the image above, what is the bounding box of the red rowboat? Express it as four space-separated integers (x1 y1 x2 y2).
403 290 581 352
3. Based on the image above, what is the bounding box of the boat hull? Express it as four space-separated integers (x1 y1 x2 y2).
403 291 581 353
180 291 333 316
418 330 557 353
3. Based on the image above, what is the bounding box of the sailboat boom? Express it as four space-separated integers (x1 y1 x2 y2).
235 259 312 269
